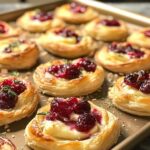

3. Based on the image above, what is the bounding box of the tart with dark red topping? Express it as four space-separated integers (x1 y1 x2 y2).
109 70 150 116
55 2 98 24
25 97 120 150
95 42 150 73
0 21 19 40
0 76 39 126
85 17 128 41
17 9 64 32
38 27 93 58
33 58 104 96
127 28 150 49
0 37 39 70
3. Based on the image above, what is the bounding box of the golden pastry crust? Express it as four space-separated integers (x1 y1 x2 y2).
38 27 93 58
95 43 150 73
17 10 65 32
0 137 16 150
109 77 150 116
0 37 39 70
33 59 105 97
25 101 120 150
0 76 39 126
0 21 19 40
55 3 98 24
84 18 128 41
127 28 150 49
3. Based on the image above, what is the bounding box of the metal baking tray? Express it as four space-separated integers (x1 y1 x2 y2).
0 0 149 150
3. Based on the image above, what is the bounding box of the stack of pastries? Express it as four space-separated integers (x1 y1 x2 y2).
0 1 149 150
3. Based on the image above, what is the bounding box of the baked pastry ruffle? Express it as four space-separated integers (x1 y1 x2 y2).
127 28 150 49
25 97 120 150
109 70 150 116
38 27 93 58
55 2 98 24
33 58 105 96
84 17 128 41
0 37 39 70
95 42 150 73
17 9 64 32
0 76 39 126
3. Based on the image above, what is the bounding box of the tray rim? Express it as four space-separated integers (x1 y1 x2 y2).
0 0 149 150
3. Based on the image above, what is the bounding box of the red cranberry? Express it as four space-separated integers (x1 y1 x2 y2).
32 11 53 22
124 70 150 92
109 43 144 58
0 23 7 34
76 113 96 132
77 58 96 72
143 30 150 37
100 19 120 26
47 97 78 122
92 109 102 124
74 100 91 114
54 28 81 43
0 87 17 109
47 64 81 80
140 80 150 94
70 2 87 14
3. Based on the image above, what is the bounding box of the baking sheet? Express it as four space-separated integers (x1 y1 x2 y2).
0 0 149 149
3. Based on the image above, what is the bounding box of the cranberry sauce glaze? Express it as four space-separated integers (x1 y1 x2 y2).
124 70 150 94
0 23 7 34
109 42 144 58
32 11 53 22
70 2 87 14
45 97 102 132
99 19 120 26
54 28 81 43
0 79 26 109
46 58 97 80
143 30 150 37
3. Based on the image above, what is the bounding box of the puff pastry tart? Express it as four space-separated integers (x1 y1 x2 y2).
95 42 150 73
55 2 98 24
38 27 93 58
0 137 16 150
25 97 120 150
0 37 39 70
127 28 150 49
0 76 39 126
0 21 19 40
17 9 64 32
33 58 104 96
84 18 128 41
109 70 150 116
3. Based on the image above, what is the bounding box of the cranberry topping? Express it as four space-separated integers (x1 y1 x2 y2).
143 30 150 37
46 97 78 122
47 58 96 80
76 113 96 132
0 79 26 109
70 2 87 14
92 109 102 124
124 70 150 94
0 23 7 34
54 28 81 43
74 100 91 114
109 42 144 58
76 58 96 72
32 11 53 22
46 97 102 132
47 64 81 80
100 19 120 26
